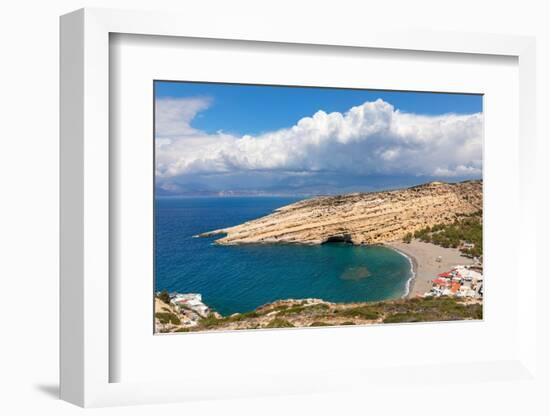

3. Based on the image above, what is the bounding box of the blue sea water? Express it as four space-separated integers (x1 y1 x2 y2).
155 196 412 316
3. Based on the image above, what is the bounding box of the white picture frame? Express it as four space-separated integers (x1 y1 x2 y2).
60 7 538 408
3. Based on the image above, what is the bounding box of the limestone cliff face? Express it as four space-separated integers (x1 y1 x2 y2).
198 180 482 246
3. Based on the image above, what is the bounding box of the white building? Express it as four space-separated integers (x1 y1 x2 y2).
453 266 482 282
171 293 210 317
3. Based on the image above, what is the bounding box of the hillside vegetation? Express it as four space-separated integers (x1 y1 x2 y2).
157 296 482 333
403 210 482 257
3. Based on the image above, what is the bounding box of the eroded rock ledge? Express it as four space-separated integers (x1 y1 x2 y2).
197 180 482 246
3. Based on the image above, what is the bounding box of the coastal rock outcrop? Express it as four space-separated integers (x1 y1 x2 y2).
197 180 482 246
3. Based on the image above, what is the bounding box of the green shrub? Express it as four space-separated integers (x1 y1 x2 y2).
199 314 225 328
155 311 180 325
383 313 423 323
264 304 289 313
310 321 331 327
276 305 305 316
382 297 482 323
276 303 329 317
265 318 294 328
335 306 379 320
413 215 482 255
226 311 260 322
157 290 171 305
465 304 483 320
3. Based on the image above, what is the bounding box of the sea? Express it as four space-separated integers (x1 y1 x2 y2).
155 196 413 316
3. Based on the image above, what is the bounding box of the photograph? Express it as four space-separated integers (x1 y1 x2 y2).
1 0 544 413
153 81 483 333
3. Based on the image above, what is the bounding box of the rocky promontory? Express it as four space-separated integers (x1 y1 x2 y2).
197 180 482 245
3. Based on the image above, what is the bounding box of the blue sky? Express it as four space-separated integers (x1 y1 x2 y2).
155 81 482 137
154 81 483 196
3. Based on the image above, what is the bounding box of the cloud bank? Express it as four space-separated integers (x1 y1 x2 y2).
155 98 482 194
155 97 212 137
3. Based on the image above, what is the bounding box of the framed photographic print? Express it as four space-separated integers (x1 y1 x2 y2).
152 81 484 334
60 7 538 408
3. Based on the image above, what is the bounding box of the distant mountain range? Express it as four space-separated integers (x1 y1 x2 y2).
156 176 483 198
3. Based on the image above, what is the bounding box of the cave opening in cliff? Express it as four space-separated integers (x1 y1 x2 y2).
322 234 353 244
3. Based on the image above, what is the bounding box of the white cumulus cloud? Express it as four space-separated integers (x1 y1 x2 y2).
155 97 212 137
155 97 482 193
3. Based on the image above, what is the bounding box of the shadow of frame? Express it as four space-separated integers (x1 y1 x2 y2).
34 384 59 399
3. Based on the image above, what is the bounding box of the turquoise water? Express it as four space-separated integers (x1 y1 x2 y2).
155 197 412 316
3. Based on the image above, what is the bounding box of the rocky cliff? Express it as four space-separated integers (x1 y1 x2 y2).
198 180 482 246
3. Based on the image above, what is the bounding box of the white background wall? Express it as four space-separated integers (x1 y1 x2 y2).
0 0 548 414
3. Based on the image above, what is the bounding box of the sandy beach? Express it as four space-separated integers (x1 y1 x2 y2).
387 240 475 297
